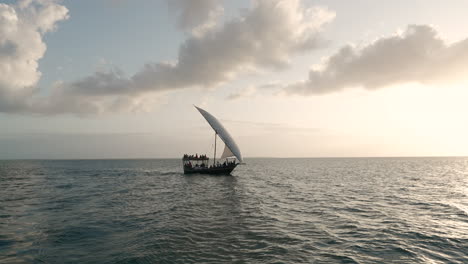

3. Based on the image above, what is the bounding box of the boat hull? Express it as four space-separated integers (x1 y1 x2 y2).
183 164 237 175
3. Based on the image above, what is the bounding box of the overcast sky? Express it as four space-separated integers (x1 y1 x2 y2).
1 0 468 159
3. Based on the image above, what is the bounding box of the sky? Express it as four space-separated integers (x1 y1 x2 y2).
1 0 468 159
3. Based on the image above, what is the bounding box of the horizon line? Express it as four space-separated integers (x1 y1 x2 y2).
1 155 468 161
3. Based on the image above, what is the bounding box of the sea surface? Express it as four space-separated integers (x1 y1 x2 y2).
1 158 467 263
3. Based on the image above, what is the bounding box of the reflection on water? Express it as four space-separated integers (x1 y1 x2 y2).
1 158 468 263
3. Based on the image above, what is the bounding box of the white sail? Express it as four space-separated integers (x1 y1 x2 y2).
195 106 243 162
220 144 235 159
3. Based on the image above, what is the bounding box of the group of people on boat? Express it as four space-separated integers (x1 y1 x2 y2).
217 160 236 167
184 161 206 169
184 159 236 170
183 153 208 160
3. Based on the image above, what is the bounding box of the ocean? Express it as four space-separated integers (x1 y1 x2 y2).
1 158 467 263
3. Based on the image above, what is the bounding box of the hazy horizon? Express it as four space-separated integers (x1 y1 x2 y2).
2 155 468 161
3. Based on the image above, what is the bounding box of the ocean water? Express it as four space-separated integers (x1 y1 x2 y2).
1 158 467 264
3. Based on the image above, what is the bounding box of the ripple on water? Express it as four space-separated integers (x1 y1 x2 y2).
0 158 467 263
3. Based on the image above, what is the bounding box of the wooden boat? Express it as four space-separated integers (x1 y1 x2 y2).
182 106 243 175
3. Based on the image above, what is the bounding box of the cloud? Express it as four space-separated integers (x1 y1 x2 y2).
284 25 468 95
0 0 68 113
226 85 257 100
167 0 223 35
0 0 334 115
115 0 334 90
0 0 68 90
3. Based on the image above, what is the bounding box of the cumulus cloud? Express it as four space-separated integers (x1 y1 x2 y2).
285 25 468 95
0 0 68 113
0 0 334 115
109 0 334 91
167 0 223 35
0 0 68 91
0 0 333 115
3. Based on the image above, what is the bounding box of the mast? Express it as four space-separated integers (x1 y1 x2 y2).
213 132 217 166
195 105 243 162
